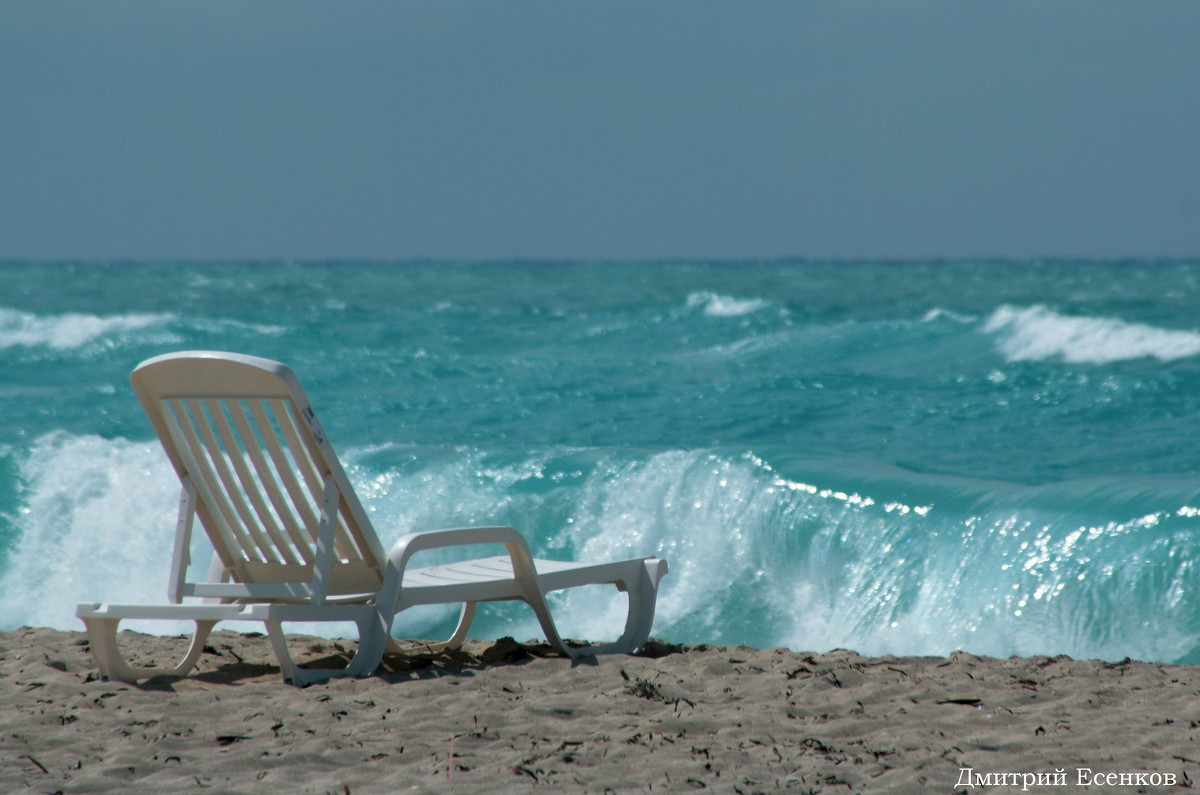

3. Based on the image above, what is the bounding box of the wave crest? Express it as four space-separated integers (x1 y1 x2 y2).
685 292 771 318
0 307 176 351
983 305 1200 364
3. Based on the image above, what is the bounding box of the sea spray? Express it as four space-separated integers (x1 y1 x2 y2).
0 433 181 632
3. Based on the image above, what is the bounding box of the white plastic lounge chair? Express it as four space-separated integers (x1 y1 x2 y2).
76 351 668 685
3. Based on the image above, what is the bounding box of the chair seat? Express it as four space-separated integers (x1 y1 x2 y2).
400 555 659 604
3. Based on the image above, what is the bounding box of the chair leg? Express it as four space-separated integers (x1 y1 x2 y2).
265 622 301 683
573 559 668 656
443 601 477 650
519 591 574 659
512 559 669 659
396 601 479 654
344 608 395 682
82 618 217 683
267 614 383 686
616 558 668 653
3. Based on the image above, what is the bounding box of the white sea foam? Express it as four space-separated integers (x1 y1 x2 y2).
921 307 976 324
984 305 1200 364
685 292 770 318
0 307 177 351
190 318 289 336
0 433 183 633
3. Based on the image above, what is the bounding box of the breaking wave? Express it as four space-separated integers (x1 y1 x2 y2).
685 292 773 318
7 432 1200 663
0 307 287 356
0 308 177 352
984 305 1200 364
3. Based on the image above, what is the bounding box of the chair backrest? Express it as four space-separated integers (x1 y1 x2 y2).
131 351 385 597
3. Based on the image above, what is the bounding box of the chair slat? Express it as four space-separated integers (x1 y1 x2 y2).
186 399 283 565
272 399 326 508
227 400 314 565
206 399 301 566
162 399 262 564
274 400 371 564
272 400 362 561
249 400 322 550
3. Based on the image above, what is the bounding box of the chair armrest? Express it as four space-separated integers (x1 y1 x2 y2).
375 526 539 610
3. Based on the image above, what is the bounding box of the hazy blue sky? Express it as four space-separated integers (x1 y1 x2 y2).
2 1 1198 261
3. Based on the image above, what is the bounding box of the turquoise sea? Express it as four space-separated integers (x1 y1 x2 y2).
4 260 1200 663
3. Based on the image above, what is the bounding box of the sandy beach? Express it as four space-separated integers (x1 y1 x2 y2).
2 627 1198 794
